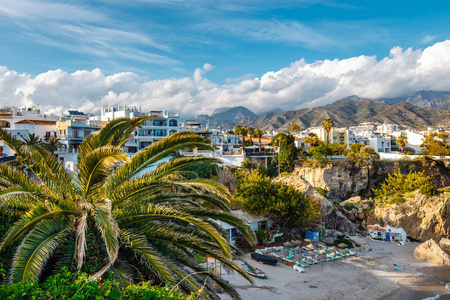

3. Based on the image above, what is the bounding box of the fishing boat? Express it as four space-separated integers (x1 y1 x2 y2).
241 262 267 279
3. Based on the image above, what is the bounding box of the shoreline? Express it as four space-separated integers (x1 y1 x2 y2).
219 238 450 300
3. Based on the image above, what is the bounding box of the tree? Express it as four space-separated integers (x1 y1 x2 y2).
255 128 267 153
271 133 298 173
347 143 379 165
0 119 255 299
22 133 42 146
420 131 450 156
304 132 321 148
396 133 408 153
233 170 319 231
321 118 335 144
290 124 300 133
42 137 62 156
247 127 256 146
234 126 249 153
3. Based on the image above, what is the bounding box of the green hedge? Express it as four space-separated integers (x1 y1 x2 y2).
0 268 193 300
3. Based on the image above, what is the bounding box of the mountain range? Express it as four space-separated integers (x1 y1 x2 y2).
194 90 450 131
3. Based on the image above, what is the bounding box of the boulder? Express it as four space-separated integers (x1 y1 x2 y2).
439 238 450 255
374 190 450 242
413 239 450 266
273 175 357 233
340 196 362 207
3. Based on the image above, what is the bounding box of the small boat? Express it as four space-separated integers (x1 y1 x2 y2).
251 252 278 266
242 262 267 279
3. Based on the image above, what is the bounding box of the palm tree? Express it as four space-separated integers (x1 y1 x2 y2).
42 137 62 156
304 132 321 147
321 118 335 144
255 128 267 153
247 127 255 146
290 124 300 133
23 133 42 146
396 133 408 153
234 126 249 154
0 118 255 299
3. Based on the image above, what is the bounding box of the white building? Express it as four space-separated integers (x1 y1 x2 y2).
392 130 424 154
376 123 399 135
367 224 407 242
309 127 354 147
0 106 59 156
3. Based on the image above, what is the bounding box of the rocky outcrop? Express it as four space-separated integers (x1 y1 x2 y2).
413 239 450 266
294 159 450 201
439 238 450 255
293 162 370 201
339 196 374 225
373 191 450 242
273 175 357 233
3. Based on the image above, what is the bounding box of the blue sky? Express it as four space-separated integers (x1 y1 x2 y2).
0 0 448 83
0 0 449 116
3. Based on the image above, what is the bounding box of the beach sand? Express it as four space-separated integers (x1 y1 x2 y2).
219 238 450 300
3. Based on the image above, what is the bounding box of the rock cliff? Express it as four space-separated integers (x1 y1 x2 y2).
372 191 450 242
294 159 450 201
273 175 357 233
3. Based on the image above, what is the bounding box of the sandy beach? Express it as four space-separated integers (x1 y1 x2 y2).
219 238 450 300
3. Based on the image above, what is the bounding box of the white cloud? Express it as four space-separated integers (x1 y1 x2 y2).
1 40 450 118
421 34 437 44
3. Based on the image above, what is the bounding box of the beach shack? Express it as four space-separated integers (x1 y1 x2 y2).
367 224 407 242
217 210 271 245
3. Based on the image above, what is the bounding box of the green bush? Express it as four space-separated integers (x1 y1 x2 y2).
419 184 438 196
343 203 356 211
0 268 193 300
315 187 328 198
373 170 436 202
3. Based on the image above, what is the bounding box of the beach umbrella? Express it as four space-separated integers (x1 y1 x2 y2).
294 246 302 251
284 241 293 247
293 239 302 245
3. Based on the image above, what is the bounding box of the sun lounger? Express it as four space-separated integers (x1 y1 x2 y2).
345 248 356 255
271 252 280 258
293 263 305 273
296 260 308 268
336 249 349 257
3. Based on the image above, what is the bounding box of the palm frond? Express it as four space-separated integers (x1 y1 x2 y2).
120 229 174 284
0 205 78 252
76 146 129 199
75 212 88 270
90 199 119 279
182 209 256 244
111 260 134 287
117 204 231 258
10 219 71 283
26 145 75 198
78 117 149 162
107 132 214 191
146 156 221 179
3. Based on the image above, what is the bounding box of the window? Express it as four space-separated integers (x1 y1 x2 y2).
169 119 178 126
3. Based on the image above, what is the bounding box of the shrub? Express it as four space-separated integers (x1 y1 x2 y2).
343 203 356 211
419 184 438 196
315 187 328 198
0 268 193 300
373 170 435 201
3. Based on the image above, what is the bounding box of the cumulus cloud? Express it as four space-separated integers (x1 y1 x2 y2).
1 40 450 118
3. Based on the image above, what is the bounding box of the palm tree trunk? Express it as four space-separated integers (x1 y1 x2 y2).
258 137 262 153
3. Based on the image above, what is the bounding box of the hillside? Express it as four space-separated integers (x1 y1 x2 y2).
197 98 450 131
249 99 450 131
194 106 255 128
377 90 450 109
